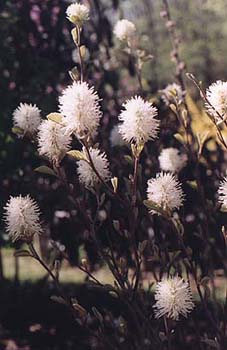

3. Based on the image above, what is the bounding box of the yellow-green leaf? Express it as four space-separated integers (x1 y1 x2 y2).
12 127 24 135
47 113 62 123
111 177 118 193
67 150 86 161
174 133 185 144
34 166 57 177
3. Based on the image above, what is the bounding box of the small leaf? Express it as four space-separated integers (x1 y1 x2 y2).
47 113 62 123
220 205 227 213
113 220 120 231
131 144 136 158
12 127 24 135
69 66 79 81
67 150 86 161
34 166 57 177
124 155 133 164
14 250 31 257
92 306 103 323
111 177 118 193
169 104 177 113
174 133 185 144
73 303 87 318
143 200 166 216
186 180 198 190
71 28 78 44
50 295 67 305
139 240 148 253
80 45 87 59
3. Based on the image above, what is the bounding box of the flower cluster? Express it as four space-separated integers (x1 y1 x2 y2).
13 103 41 135
153 276 194 320
206 80 227 123
147 172 184 214
118 96 159 145
4 195 42 242
114 19 136 42
66 2 89 26
77 147 111 188
59 81 102 139
158 148 187 173
160 83 184 106
37 119 72 164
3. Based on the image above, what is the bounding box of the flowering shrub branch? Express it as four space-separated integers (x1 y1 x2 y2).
3 1 227 349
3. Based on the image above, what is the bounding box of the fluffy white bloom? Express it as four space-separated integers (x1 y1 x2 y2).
118 96 159 145
153 276 194 320
77 147 111 188
147 172 184 214
37 119 72 164
66 2 89 25
206 81 227 123
113 19 136 41
59 82 102 138
13 103 41 135
158 148 187 173
110 124 125 147
160 83 184 105
218 177 227 210
4 195 42 242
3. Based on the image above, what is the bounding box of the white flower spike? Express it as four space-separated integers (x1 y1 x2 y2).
13 103 41 135
59 82 102 138
114 19 136 42
160 83 184 106
118 96 159 145
4 195 42 242
77 147 111 188
153 276 194 320
38 119 72 164
206 81 227 123
66 2 89 26
147 172 184 214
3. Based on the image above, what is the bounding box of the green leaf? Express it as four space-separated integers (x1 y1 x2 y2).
34 166 57 177
12 127 24 135
67 150 86 161
174 133 185 144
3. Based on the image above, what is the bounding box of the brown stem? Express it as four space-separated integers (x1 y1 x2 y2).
75 25 84 82
131 155 141 293
164 317 171 350
28 242 71 307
